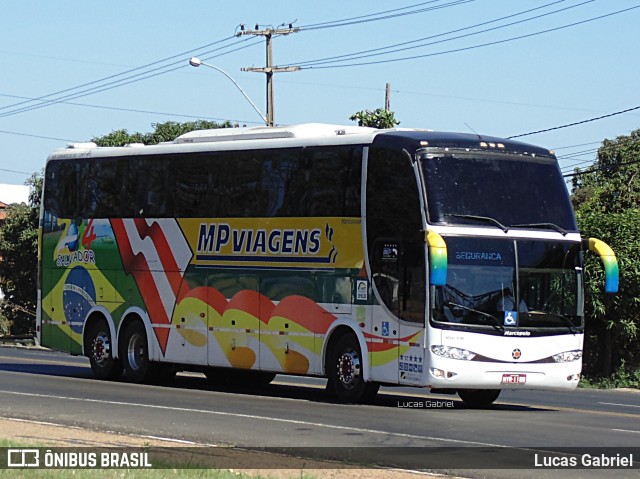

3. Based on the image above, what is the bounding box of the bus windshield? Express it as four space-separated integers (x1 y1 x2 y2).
420 152 577 231
432 237 583 332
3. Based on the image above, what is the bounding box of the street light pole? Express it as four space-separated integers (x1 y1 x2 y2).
188 57 267 126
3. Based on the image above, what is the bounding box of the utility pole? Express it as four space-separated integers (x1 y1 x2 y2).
237 24 300 126
385 83 391 112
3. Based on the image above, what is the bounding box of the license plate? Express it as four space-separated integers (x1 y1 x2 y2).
502 373 527 385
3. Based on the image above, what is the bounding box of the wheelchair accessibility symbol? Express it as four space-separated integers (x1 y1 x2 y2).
504 311 518 326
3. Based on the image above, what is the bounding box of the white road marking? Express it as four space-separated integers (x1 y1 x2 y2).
599 402 640 409
0 389 507 448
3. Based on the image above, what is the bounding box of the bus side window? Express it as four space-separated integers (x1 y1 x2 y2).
48 160 79 218
302 147 362 217
44 161 63 218
372 240 401 316
79 158 132 219
135 156 171 218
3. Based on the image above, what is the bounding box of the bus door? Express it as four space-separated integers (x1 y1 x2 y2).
370 238 427 385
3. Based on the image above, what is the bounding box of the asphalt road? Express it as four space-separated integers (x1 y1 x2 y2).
0 345 638 478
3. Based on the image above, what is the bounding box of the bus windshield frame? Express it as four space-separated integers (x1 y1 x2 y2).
419 150 578 232
430 236 584 334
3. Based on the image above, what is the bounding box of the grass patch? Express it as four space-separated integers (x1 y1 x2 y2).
580 363 640 389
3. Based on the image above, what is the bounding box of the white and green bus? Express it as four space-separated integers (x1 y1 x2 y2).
36 123 618 407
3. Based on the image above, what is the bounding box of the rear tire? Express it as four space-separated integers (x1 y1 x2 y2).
86 319 122 380
327 334 379 403
120 320 172 384
458 389 501 408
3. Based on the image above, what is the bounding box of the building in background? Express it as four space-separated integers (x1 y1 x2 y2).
0 184 29 227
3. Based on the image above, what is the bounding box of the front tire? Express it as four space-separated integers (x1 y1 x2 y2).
327 334 379 403
86 319 122 380
458 389 501 408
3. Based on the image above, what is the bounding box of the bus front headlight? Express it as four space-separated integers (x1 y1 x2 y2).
431 345 476 361
552 350 582 363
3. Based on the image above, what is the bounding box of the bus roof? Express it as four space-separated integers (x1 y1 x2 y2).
174 123 378 143
52 124 553 159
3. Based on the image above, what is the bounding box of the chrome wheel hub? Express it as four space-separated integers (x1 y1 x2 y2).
337 349 361 387
92 332 111 365
126 333 144 371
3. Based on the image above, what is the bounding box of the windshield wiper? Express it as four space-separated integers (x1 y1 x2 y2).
510 222 568 236
446 214 509 233
447 301 504 332
528 311 578 334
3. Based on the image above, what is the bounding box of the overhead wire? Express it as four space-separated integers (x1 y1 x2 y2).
0 130 78 143
552 141 602 151
563 157 640 178
0 36 238 113
0 93 259 125
293 0 579 67
0 35 263 120
508 104 640 139
0 167 33 176
0 1 470 120
290 4 640 69
300 0 474 30
2 1 638 149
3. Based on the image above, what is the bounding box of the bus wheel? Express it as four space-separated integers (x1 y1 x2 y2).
458 389 501 408
121 321 152 383
328 334 379 403
86 320 122 380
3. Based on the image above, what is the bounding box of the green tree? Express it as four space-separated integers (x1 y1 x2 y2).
349 108 400 129
93 120 233 146
572 129 640 378
0 172 42 335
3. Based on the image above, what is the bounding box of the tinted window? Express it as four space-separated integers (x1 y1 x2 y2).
43 146 363 220
366 146 425 322
422 153 577 230
44 160 78 218
79 158 133 218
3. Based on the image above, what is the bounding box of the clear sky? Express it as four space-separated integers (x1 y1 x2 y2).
1 0 639 186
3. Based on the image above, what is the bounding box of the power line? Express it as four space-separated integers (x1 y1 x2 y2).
291 4 640 69
301 0 474 30
0 36 262 119
0 36 238 113
563 157 640 178
508 104 640 139
560 157 599 174
0 129 79 143
0 3 465 119
0 167 33 176
294 0 580 67
552 141 602 151
558 151 599 165
0 92 262 125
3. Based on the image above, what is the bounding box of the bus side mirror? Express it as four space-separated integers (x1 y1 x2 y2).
583 237 619 294
425 230 447 286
